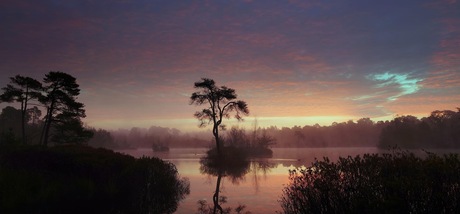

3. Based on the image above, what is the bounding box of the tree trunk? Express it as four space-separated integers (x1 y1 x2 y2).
21 100 26 145
212 173 223 214
41 104 54 147
42 113 52 146
213 124 221 156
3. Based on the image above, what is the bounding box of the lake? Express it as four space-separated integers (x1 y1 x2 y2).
117 147 453 213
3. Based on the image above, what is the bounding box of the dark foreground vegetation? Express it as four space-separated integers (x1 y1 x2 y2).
280 151 460 214
0 145 189 214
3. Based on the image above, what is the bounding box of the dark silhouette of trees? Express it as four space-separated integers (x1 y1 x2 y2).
379 109 460 148
0 75 42 144
51 112 93 144
379 115 420 148
262 119 382 148
190 78 249 155
0 72 91 146
425 109 460 147
39 71 87 146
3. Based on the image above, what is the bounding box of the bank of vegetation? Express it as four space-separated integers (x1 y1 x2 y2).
280 151 460 213
0 145 189 213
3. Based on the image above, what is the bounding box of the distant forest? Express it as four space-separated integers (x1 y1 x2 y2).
1 106 459 149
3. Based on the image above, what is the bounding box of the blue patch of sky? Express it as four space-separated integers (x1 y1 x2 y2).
368 72 423 101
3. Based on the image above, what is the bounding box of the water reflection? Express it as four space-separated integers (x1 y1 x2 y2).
198 149 276 214
249 160 276 193
118 147 396 213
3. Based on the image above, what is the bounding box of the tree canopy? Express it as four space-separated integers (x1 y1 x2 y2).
379 109 460 148
40 71 88 146
0 75 42 144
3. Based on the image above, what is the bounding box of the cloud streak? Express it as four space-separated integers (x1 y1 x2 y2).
368 72 423 101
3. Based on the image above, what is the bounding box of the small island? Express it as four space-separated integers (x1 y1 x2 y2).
152 142 170 152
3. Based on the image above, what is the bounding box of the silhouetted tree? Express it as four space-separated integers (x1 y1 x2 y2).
190 78 249 155
39 71 87 146
51 113 93 144
0 75 42 144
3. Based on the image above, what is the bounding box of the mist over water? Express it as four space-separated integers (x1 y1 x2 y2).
117 147 382 213
117 146 460 213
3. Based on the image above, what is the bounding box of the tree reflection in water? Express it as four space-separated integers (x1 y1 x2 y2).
198 147 275 214
249 160 276 193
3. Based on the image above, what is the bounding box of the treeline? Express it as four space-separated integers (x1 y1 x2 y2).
265 117 384 148
379 109 460 148
78 108 460 149
101 127 211 149
0 105 211 149
82 120 381 150
4 105 458 149
226 109 460 149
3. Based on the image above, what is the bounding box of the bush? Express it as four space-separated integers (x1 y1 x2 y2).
200 146 250 178
0 145 189 213
279 151 460 214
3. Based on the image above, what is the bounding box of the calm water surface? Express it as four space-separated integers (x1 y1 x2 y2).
118 147 454 213
119 148 388 214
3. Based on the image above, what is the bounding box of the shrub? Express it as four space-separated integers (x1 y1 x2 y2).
279 151 460 213
0 145 189 213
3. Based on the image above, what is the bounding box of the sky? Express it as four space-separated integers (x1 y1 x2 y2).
1 0 459 131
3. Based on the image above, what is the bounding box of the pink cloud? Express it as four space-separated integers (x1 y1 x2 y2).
426 17 460 88
424 0 460 89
